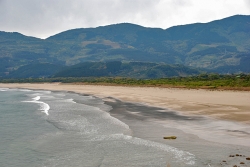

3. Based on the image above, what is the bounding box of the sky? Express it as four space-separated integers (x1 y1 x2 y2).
0 0 249 39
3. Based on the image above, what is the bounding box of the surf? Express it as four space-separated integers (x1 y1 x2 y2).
23 96 50 115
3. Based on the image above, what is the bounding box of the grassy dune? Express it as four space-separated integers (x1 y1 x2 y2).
1 74 250 91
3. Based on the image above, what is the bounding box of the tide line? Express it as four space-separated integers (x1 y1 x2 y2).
23 96 50 115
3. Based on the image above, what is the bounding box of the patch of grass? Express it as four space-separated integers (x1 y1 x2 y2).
1 73 250 91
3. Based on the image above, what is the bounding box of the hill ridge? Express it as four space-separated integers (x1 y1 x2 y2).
0 14 249 78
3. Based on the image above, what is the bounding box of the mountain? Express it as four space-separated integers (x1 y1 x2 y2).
7 63 64 78
53 61 200 78
0 15 249 78
0 32 61 77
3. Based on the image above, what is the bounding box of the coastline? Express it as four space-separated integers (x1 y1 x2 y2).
104 98 250 166
1 83 250 124
1 83 250 166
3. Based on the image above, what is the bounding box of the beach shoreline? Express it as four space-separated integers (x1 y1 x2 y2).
1 83 250 124
104 98 250 164
1 83 250 166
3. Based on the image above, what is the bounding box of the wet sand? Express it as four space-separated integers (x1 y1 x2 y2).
105 98 250 166
1 83 250 166
1 83 250 124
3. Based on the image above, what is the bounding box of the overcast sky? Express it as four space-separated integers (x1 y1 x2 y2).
0 0 249 39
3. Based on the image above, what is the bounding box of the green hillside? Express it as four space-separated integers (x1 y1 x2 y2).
53 61 200 78
0 15 249 78
7 63 64 78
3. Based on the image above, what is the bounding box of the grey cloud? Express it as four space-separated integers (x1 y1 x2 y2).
0 0 160 38
0 0 249 38
171 0 192 6
245 0 250 9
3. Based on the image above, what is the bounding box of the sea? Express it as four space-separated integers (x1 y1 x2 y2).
0 88 249 167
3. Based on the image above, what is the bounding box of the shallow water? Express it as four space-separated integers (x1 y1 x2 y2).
105 98 250 167
0 88 197 167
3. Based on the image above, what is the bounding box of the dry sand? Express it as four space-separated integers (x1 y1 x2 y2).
2 83 250 166
1 83 250 124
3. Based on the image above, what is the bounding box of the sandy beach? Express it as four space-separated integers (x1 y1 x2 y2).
1 83 250 166
1 83 250 124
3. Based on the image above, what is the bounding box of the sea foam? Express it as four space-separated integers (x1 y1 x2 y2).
65 98 76 103
0 88 9 91
91 134 196 165
23 96 50 115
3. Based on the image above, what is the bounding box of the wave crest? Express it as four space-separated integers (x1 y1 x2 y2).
23 96 50 115
0 88 9 91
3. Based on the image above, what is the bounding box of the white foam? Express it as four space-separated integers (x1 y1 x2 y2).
65 98 76 103
32 96 41 101
101 111 130 130
0 88 9 91
129 137 195 165
38 101 50 115
23 96 50 115
91 134 196 165
75 102 129 130
34 90 51 94
19 89 32 92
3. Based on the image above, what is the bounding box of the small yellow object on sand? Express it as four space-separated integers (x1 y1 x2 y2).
163 136 177 139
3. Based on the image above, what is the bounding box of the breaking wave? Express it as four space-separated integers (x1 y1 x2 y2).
23 96 50 115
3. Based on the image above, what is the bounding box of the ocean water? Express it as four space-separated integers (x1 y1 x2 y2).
0 88 199 167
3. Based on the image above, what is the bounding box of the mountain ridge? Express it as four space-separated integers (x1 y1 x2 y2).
0 14 249 78
2 14 248 39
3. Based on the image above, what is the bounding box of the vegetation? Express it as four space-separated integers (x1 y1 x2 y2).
1 73 249 91
53 61 200 78
3 61 200 79
7 63 64 78
1 15 250 78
